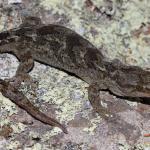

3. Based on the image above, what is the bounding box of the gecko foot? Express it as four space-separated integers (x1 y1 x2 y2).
5 73 33 88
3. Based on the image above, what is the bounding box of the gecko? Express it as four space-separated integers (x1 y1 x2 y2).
0 16 150 134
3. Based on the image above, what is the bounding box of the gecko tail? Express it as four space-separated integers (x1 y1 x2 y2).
0 79 68 134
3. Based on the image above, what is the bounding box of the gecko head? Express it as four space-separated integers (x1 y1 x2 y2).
105 59 150 98
0 31 10 44
0 31 16 53
0 31 9 45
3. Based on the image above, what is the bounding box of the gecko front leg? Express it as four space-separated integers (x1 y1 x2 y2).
0 79 68 133
88 83 111 119
6 50 34 87
16 51 34 75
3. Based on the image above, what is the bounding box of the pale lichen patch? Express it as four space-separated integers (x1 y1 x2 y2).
41 127 62 140
6 140 21 150
11 123 26 134
38 67 88 123
0 93 17 116
40 0 66 14
83 115 102 135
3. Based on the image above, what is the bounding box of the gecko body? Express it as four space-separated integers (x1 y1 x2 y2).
0 17 150 133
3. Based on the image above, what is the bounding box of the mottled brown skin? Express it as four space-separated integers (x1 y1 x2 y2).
0 17 150 134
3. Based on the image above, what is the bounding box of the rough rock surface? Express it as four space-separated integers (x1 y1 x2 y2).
0 0 150 149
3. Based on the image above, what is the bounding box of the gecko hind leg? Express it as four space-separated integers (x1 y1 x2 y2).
88 83 112 119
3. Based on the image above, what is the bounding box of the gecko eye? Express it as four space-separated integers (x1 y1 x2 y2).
0 39 9 46
0 31 12 46
0 31 10 40
0 33 16 46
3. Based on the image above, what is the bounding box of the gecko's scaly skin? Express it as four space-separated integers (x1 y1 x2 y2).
0 17 150 134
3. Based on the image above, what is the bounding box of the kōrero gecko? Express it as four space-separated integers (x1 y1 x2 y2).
0 16 150 134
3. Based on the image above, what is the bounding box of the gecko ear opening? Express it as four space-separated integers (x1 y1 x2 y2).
20 16 42 28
